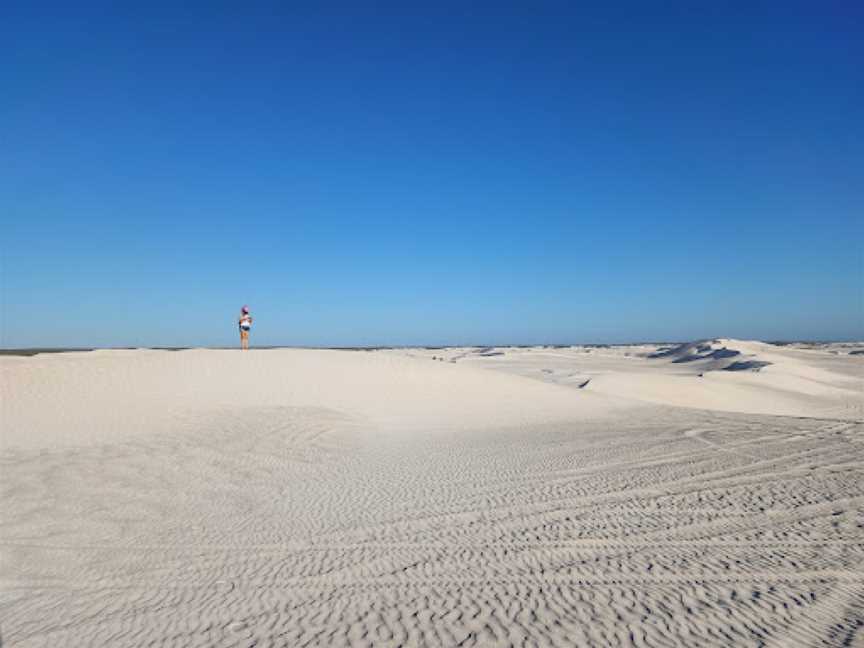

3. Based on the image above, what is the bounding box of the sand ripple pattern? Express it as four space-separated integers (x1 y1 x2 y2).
2 407 863 646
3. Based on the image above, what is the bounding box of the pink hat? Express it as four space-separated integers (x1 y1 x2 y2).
241 305 249 313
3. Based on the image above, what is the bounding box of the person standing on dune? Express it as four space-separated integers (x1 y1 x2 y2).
238 305 253 350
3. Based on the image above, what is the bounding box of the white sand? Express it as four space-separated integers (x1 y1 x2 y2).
409 339 864 420
2 340 863 646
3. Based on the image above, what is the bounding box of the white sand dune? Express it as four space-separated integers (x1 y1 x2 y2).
0 349 622 450
408 339 863 420
1 342 863 646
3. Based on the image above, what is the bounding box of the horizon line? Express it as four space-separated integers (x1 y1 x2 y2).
2 338 862 357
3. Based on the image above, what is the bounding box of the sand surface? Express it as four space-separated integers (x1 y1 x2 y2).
1 340 863 646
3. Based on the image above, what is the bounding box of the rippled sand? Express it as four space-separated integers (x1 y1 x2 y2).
1 342 862 646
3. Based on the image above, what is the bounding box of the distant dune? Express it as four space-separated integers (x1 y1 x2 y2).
390 338 863 419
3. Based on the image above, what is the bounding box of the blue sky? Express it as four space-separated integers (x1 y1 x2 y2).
2 2 862 347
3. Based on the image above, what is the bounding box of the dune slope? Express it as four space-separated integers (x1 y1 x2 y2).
419 339 863 420
0 348 621 450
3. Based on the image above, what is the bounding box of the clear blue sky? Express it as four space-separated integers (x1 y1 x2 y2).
2 2 862 347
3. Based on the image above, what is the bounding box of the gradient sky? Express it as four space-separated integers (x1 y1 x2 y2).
2 2 862 347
